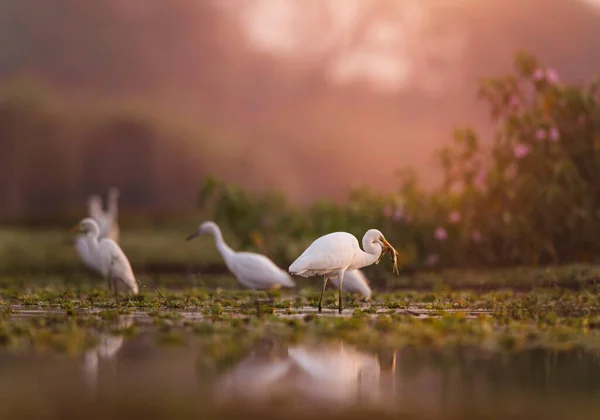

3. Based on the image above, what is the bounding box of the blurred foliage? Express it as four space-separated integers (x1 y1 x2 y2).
199 51 600 269
0 76 230 220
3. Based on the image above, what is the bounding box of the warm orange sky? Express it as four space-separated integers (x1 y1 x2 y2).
224 0 469 94
3 0 600 214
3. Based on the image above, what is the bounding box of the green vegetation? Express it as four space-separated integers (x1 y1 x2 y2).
195 52 600 270
1 280 600 353
1 279 599 420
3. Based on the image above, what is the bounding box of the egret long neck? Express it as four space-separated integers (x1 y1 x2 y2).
351 238 382 269
210 227 235 264
352 249 380 269
85 233 102 265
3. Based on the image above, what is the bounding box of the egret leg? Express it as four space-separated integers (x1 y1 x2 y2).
251 290 261 314
112 277 118 299
318 277 328 314
107 277 113 294
337 270 345 314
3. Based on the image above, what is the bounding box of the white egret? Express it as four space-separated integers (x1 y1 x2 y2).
329 269 372 299
186 221 295 291
289 230 399 314
70 218 139 296
73 195 105 274
73 192 117 273
74 235 101 273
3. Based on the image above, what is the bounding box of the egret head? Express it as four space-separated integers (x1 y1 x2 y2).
70 218 100 237
186 221 220 241
364 229 400 274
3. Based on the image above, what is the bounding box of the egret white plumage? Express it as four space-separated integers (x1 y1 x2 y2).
329 269 372 299
100 187 120 242
73 192 118 273
70 218 139 296
87 194 105 222
289 229 399 314
92 187 120 242
186 221 295 291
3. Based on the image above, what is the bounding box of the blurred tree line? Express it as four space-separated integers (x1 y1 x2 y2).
3 0 600 213
199 52 600 269
0 78 231 221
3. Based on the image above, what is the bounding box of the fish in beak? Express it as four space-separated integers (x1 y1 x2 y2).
378 236 401 275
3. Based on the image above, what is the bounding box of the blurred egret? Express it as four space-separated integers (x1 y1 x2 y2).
101 187 120 242
289 230 399 314
87 194 105 222
93 187 120 242
70 218 139 296
186 221 295 291
329 269 372 299
74 235 101 273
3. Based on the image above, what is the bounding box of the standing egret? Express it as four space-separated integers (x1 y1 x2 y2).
73 194 106 273
70 218 139 296
329 269 372 299
186 221 295 292
289 229 399 314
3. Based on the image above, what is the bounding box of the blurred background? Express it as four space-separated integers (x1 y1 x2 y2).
3 0 600 276
2 0 600 218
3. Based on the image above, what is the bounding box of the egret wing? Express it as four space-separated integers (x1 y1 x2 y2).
289 232 358 277
98 238 139 294
229 252 294 289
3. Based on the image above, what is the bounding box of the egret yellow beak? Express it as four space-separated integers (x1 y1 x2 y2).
69 223 82 233
185 230 200 241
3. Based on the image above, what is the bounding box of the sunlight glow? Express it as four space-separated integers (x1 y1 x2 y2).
232 0 468 94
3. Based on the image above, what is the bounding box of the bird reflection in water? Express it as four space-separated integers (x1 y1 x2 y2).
83 315 134 390
213 338 397 409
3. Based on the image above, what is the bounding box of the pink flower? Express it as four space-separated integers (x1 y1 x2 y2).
513 143 530 159
548 127 560 142
448 211 461 224
394 208 404 221
434 227 448 241
383 206 392 218
545 68 559 84
426 254 439 267
533 68 545 81
535 128 546 141
475 171 487 188
471 230 483 243
508 95 520 109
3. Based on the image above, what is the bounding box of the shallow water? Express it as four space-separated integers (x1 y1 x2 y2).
1 310 600 419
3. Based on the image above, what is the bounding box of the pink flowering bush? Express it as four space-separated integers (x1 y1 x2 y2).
199 51 600 270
